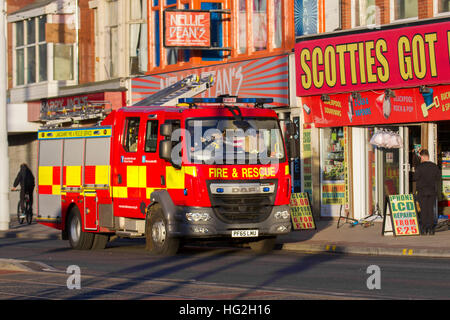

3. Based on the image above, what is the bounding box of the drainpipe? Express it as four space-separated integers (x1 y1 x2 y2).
0 0 10 231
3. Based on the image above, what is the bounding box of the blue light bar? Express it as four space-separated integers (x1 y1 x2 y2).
178 97 273 104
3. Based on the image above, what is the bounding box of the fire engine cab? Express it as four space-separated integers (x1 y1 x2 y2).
37 93 294 255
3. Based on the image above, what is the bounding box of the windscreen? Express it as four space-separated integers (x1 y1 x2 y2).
185 117 285 165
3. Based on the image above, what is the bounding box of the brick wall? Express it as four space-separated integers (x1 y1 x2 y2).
341 0 352 29
375 0 391 25
418 0 434 19
78 0 96 84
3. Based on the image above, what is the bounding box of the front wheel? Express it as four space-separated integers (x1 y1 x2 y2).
17 202 24 225
25 201 32 225
145 204 179 256
67 207 94 250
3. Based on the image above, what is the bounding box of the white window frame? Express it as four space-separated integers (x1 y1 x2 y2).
351 0 379 28
13 16 48 87
433 0 450 16
128 0 148 75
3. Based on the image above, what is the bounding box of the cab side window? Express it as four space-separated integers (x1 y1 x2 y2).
123 117 140 152
145 120 158 153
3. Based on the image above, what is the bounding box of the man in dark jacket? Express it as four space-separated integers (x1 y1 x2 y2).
413 149 440 235
12 163 35 213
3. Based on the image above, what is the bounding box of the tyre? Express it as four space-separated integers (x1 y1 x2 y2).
67 206 94 250
249 236 277 254
17 202 24 225
145 204 179 256
91 233 109 250
25 202 32 225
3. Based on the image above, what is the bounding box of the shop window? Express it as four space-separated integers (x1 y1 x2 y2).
123 118 140 153
130 0 148 74
393 0 417 20
320 127 349 214
14 16 47 86
145 120 158 153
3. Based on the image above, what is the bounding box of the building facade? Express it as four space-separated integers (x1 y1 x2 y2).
294 0 450 221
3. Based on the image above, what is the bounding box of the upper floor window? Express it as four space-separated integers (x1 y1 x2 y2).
108 0 119 78
294 0 317 36
437 0 450 14
393 0 417 20
130 0 148 74
13 14 75 87
353 0 377 27
15 16 47 86
149 0 289 71
151 0 191 68
253 0 267 51
238 0 283 54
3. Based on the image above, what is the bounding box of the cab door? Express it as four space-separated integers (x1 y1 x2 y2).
142 116 164 200
112 115 144 217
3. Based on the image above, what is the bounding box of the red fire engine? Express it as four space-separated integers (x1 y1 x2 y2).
37 81 294 255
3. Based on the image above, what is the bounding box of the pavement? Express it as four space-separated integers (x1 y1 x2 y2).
1 214 450 258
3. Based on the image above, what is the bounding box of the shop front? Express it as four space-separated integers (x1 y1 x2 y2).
294 18 450 219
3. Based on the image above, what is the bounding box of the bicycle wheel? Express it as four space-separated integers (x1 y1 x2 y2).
26 202 32 225
17 202 24 224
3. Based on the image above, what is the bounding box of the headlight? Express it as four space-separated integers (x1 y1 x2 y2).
186 212 211 222
275 210 290 220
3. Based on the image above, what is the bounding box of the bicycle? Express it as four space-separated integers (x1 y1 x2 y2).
12 189 33 225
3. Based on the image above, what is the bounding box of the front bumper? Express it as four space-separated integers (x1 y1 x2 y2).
167 205 292 238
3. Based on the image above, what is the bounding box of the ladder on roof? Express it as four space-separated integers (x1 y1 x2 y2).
41 100 113 128
132 74 214 107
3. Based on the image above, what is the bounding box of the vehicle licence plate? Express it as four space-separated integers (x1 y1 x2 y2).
231 229 259 238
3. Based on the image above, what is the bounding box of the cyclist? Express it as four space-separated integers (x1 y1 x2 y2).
12 163 35 214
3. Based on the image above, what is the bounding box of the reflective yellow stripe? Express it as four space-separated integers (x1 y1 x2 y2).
127 166 139 188
285 164 290 175
66 166 81 186
95 165 110 185
38 166 53 186
146 187 155 199
166 166 185 189
113 186 128 198
184 166 197 177
139 166 147 188
52 185 61 195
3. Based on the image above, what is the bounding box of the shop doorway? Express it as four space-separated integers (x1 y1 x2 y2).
369 125 421 215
